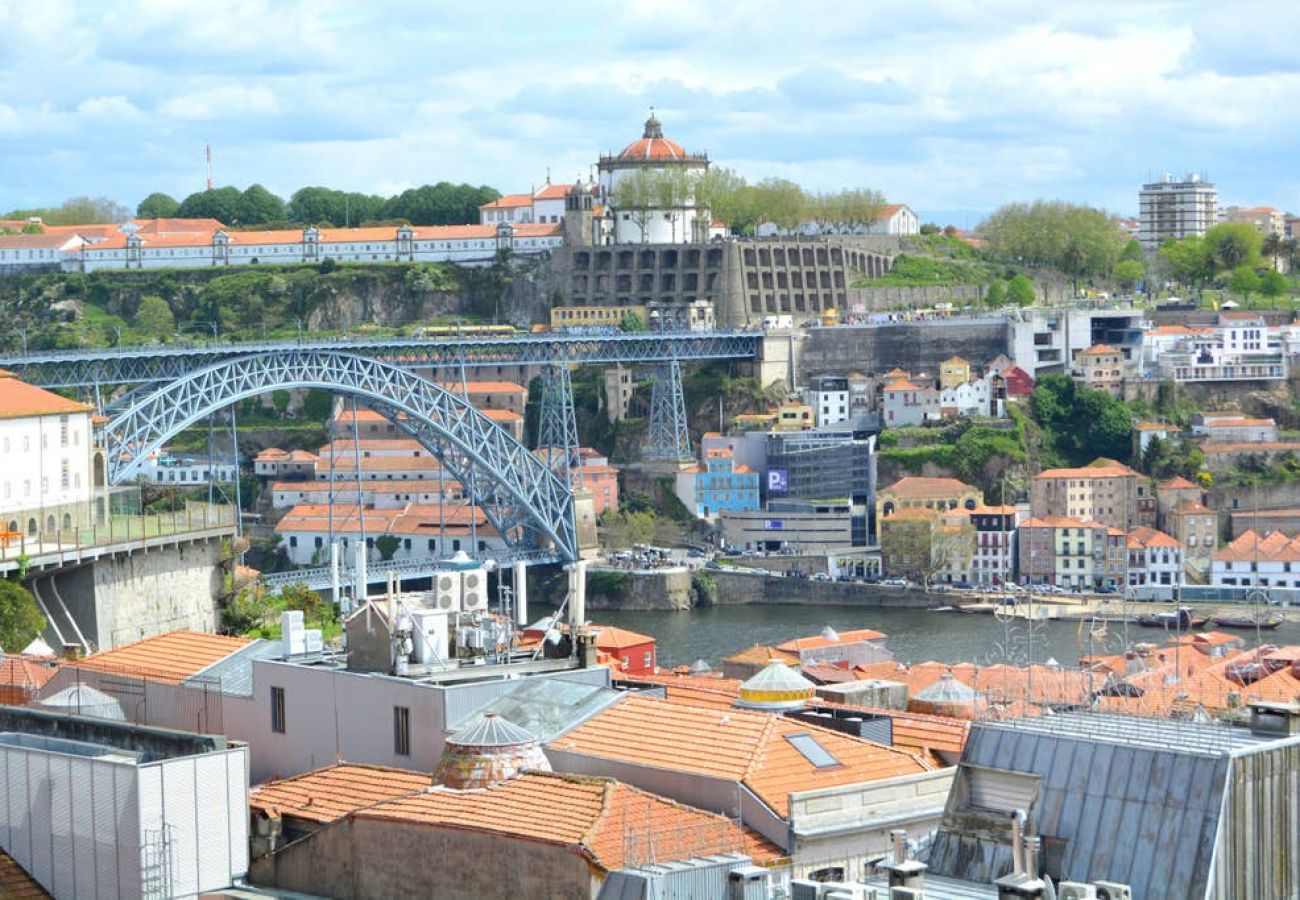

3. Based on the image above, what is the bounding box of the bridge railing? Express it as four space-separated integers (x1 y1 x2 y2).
261 547 559 592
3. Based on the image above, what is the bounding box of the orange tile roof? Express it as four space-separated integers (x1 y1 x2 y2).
883 507 939 522
0 373 94 419
1135 421 1183 432
358 771 748 872
479 193 533 210
1126 526 1182 549
1203 441 1300 454
776 628 886 653
0 655 60 705
880 476 976 499
0 851 49 900
315 455 444 472
588 624 655 650
250 764 434 823
1204 418 1275 428
76 630 250 683
550 694 931 817
808 702 970 755
275 503 488 535
320 437 428 453
534 183 576 201
436 380 528 395
1159 476 1198 490
723 644 799 666
1034 461 1138 479
1077 343 1120 356
882 379 921 392
1214 529 1300 563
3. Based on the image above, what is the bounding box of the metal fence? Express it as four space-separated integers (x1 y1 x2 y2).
618 808 746 870
36 664 225 736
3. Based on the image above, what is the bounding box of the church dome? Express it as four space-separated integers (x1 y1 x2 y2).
618 112 688 162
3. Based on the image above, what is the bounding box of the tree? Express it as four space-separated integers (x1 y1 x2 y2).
979 200 1127 284
694 166 751 233
984 281 1006 306
651 169 693 241
1114 258 1145 291
1260 267 1289 299
1006 274 1036 306
1228 267 1261 303
0 580 45 652
134 295 175 339
280 583 326 621
237 184 286 225
1263 233 1283 270
919 223 940 235
610 170 656 242
4 196 130 226
1158 235 1212 292
374 535 402 562
176 186 242 223
1031 374 1133 465
1203 223 1262 273
136 192 180 218
748 177 806 231
620 311 645 332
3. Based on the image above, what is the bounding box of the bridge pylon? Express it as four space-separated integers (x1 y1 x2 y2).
536 363 580 480
643 359 693 468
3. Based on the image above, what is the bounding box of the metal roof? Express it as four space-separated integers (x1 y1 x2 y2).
447 712 537 748
449 676 623 743
987 709 1296 757
184 639 281 696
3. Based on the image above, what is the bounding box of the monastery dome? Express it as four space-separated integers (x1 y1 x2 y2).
618 112 688 162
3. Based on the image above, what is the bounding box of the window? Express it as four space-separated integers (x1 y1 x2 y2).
394 706 411 756
785 732 841 768
271 686 286 733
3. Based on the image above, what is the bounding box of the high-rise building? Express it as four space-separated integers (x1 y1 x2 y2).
1138 173 1218 251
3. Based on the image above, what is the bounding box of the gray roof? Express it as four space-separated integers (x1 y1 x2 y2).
449 713 537 748
184 639 281 696
928 711 1300 900
450 676 622 743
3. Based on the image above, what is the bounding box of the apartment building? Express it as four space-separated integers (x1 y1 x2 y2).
1138 173 1218 250
1030 458 1152 532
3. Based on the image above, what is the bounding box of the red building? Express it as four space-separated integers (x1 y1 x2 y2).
1002 365 1035 397
590 625 656 675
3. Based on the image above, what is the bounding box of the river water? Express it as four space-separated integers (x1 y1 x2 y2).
591 604 1300 669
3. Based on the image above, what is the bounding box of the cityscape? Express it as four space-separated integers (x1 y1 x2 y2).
2 4 1300 899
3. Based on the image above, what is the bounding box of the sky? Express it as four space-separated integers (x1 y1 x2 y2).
1 0 1298 227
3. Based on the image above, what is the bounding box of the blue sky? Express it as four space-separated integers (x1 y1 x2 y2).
1 0 1297 225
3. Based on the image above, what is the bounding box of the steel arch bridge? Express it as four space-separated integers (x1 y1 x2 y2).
102 350 577 562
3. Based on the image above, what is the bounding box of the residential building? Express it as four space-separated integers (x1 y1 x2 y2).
1073 343 1124 396
1007 307 1146 378
774 402 815 431
876 476 981 524
1030 458 1151 532
880 507 975 584
938 355 972 391
275 503 504 565
1017 516 1115 588
1190 413 1278 443
1126 526 1185 596
1138 172 1218 250
881 376 938 427
675 447 759 520
588 624 657 675
1212 529 1300 589
865 203 921 236
1156 314 1287 384
0 706 249 899
0 370 98 535
1224 204 1286 237
969 504 1019 586
547 692 949 882
1133 420 1183 457
804 375 850 427
254 447 319 480
1168 498 1218 578
478 178 577 225
133 450 238 485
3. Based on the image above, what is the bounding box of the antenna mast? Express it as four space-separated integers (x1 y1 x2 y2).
205 145 213 190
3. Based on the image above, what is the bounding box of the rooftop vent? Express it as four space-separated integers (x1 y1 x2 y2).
433 713 550 790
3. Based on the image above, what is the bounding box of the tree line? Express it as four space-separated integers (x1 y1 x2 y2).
1158 223 1294 302
609 165 888 235
3 196 132 228
137 182 502 229
978 200 1136 291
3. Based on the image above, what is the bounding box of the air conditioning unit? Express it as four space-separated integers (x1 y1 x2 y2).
790 881 820 900
461 567 487 612
304 629 323 654
1093 883 1132 900
433 571 460 612
281 610 306 656
1059 884 1097 900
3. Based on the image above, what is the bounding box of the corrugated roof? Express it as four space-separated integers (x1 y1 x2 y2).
250 764 435 823
76 630 251 683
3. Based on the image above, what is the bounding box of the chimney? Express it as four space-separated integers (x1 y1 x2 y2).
874 828 926 890
995 812 1046 899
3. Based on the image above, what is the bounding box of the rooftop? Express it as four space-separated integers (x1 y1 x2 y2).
0 372 94 420
76 630 251 683
880 476 977 499
249 763 434 824
776 627 886 652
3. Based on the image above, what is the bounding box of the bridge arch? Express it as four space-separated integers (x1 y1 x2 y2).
102 350 577 561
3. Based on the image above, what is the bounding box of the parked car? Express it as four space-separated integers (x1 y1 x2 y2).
881 578 908 587
952 581 974 590
811 573 831 582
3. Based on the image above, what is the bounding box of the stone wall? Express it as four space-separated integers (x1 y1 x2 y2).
585 567 694 611
47 537 225 651
797 319 1012 381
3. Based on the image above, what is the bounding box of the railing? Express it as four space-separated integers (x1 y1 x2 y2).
260 547 560 592
0 501 237 566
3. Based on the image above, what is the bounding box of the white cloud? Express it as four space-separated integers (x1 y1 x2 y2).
158 86 280 121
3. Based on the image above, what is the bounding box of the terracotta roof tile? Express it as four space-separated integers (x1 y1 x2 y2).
0 655 60 705
880 476 977 498
776 628 887 653
723 644 800 666
588 625 654 651
358 771 746 872
550 694 931 817
0 851 49 900
76 630 250 683
0 373 94 419
251 764 434 823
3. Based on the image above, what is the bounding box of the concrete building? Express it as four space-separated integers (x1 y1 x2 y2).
721 499 856 553
763 428 877 507
675 447 759 520
1073 343 1124 396
1138 173 1219 250
774 626 891 668
969 504 1019 586
1212 529 1300 589
804 375 850 427
0 706 248 899
1007 307 1147 378
1224 204 1286 237
132 450 238 485
0 370 98 537
275 503 504 565
876 476 981 525
547 692 950 882
1156 313 1286 384
550 303 645 331
1030 458 1152 533
1126 526 1185 596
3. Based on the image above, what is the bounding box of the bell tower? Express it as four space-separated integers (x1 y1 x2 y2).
563 178 593 246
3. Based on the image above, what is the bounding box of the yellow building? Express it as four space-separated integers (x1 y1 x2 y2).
775 402 815 431
549 304 646 330
1074 344 1124 397
939 355 972 391
876 476 982 526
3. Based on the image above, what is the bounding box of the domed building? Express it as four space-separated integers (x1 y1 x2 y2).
596 110 714 245
433 713 551 790
733 659 817 711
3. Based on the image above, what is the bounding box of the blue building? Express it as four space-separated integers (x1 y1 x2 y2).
675 448 760 519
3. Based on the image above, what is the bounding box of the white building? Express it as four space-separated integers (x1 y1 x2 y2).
133 450 238 485
866 204 921 236
0 371 98 535
271 478 461 510
805 376 850 427
881 376 939 427
478 180 576 226
275 503 506 566
1126 526 1184 597
596 112 712 245
1155 313 1287 383
1212 529 1300 590
0 231 89 272
1138 173 1218 251
74 222 562 273
939 377 1000 418
0 709 248 898
969 505 1019 587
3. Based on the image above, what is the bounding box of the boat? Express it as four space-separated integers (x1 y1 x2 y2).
1210 616 1284 631
1135 606 1199 629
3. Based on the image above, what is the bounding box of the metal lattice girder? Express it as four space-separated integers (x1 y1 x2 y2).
102 350 579 561
644 359 693 462
1 332 761 388
536 363 580 477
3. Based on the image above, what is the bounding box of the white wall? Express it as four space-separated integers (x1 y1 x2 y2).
0 410 93 521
